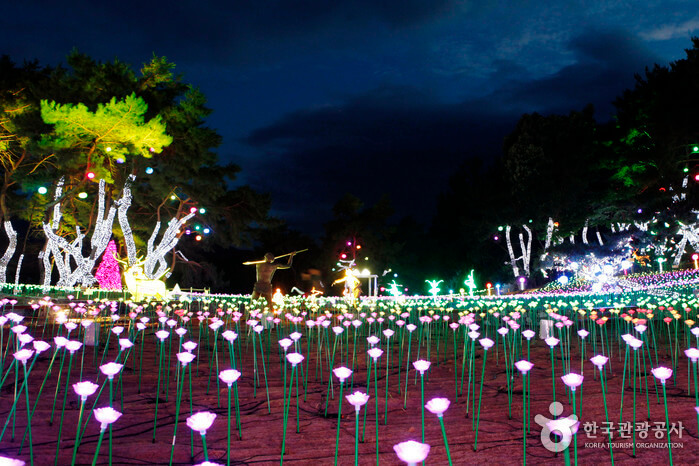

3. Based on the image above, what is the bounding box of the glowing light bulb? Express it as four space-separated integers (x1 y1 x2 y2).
38 186 48 195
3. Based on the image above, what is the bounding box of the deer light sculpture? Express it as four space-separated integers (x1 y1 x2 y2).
117 256 169 302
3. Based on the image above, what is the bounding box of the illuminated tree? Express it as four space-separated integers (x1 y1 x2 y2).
95 240 122 290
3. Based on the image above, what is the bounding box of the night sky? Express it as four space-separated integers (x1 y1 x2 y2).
3 1 698 235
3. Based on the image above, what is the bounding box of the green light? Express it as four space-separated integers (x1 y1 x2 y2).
195 225 201 231
37 187 48 195
199 208 206 214
497 226 504 231
684 167 689 173
693 146 699 152
78 192 88 199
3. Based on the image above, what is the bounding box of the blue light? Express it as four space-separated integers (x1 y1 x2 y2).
145 167 154 174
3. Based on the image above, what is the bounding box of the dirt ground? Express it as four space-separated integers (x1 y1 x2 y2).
1 316 698 465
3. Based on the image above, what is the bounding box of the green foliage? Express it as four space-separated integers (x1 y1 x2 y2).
40 93 172 183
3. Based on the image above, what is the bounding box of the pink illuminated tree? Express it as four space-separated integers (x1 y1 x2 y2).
95 240 122 290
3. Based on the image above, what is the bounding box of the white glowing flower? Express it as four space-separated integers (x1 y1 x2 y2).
186 411 217 435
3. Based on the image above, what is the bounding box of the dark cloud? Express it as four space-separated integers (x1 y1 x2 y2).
244 29 664 234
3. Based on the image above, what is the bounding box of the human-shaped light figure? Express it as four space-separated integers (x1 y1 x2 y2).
425 279 443 297
464 270 477 296
332 268 361 303
387 280 403 297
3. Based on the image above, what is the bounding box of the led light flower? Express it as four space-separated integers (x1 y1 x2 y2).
286 352 304 367
175 328 187 337
346 391 370 412
11 325 27 334
383 329 395 338
222 330 238 342
479 338 494 350
635 324 647 334
17 333 33 347
177 352 196 367
66 340 83 353
183 341 198 352
155 330 169 341
332 326 344 335
65 322 78 332
13 349 34 364
333 366 352 383
514 360 534 375
278 338 293 352
367 348 384 360
393 440 430 464
187 411 217 435
685 348 699 363
545 337 559 348
628 338 643 350
118 339 134 351
406 324 417 333
577 329 589 339
111 326 124 336
136 323 146 331
468 331 479 340
590 355 608 370
94 406 122 431
561 373 584 391
522 330 535 340
424 398 450 418
367 335 380 346
100 362 123 380
219 369 241 387
651 366 673 384
497 327 508 336
413 360 431 374
289 332 302 342
33 340 50 354
0 455 25 465
73 381 99 401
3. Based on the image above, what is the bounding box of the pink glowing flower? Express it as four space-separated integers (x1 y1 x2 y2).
367 335 380 346
183 341 198 352
155 330 169 341
522 330 535 340
175 328 187 337
11 325 27 334
193 462 223 466
332 326 344 335
65 340 83 353
136 323 146 331
17 333 33 347
590 355 608 370
544 337 559 348
13 349 34 364
94 406 122 431
0 455 25 465
177 352 196 367
118 339 133 351
221 330 238 342
514 360 534 375
111 326 124 336
393 440 430 464
383 329 395 338
577 329 589 339
425 398 450 417
685 348 699 363
73 381 99 401
468 331 479 340
635 324 647 334
333 366 352 383
497 327 508 336
290 332 302 342
346 391 370 411
219 369 241 387
187 411 217 435
479 338 494 350
406 324 417 333
367 348 384 360
33 340 50 354
54 336 68 348
561 373 584 391
100 362 123 379
413 360 431 374
65 322 78 332
286 352 304 367
651 366 673 384
628 338 643 350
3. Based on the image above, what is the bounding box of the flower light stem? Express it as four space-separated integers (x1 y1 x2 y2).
474 349 488 451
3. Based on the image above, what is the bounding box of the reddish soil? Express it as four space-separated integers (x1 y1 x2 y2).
1 319 698 465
